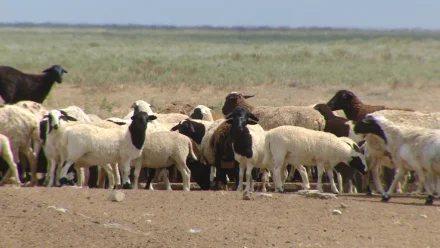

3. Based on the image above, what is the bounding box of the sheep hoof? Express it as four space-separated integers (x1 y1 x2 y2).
113 185 122 189
59 177 74 186
425 195 434 205
381 194 391 202
122 182 132 189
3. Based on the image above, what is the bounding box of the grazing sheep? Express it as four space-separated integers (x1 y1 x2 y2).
264 125 368 193
313 103 364 193
0 104 41 186
326 89 414 194
221 92 325 131
190 105 215 121
354 113 440 205
0 134 21 186
57 111 157 189
131 131 197 191
0 65 67 104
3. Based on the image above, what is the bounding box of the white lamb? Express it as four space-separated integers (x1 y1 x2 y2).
264 125 368 193
354 113 440 205
131 131 196 191
57 111 157 188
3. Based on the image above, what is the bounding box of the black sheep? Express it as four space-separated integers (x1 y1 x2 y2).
0 64 67 104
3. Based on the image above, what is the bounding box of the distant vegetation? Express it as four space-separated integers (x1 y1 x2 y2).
1 24 439 88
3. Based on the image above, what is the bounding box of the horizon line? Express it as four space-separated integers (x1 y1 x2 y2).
1 22 439 32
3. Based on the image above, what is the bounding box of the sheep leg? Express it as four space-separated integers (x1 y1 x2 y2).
295 165 310 190
327 167 340 194
112 163 121 188
59 160 76 186
371 165 386 196
120 161 133 189
1 151 21 186
178 159 191 191
0 169 11 186
160 169 172 191
22 147 38 186
46 159 58 187
316 164 325 193
75 166 85 187
101 164 114 189
286 165 295 182
415 169 435 205
236 165 245 192
336 171 343 193
261 169 269 192
210 166 216 183
244 163 254 192
132 161 142 190
382 168 407 202
144 168 156 191
272 157 285 193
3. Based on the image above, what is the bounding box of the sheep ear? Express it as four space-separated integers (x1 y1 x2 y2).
248 113 259 122
188 122 196 133
66 116 77 121
108 120 127 126
62 68 68 74
148 115 157 121
243 95 254 99
43 114 49 119
225 112 233 119
247 120 258 125
170 124 180 131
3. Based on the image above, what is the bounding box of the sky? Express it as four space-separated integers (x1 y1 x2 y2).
1 0 439 30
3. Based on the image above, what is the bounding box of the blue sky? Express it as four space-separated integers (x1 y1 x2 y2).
1 0 439 29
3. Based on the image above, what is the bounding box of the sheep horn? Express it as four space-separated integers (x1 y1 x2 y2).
243 95 254 99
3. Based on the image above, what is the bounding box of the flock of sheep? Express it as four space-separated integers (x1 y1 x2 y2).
0 64 439 205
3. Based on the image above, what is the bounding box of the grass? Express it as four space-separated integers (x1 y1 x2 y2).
0 26 440 117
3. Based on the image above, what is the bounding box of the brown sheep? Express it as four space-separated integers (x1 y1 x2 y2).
326 89 414 194
222 92 325 131
326 90 413 122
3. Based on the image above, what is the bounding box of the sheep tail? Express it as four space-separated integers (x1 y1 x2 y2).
188 141 197 161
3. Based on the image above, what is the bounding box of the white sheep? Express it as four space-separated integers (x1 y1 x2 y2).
0 105 41 186
221 92 326 131
125 100 189 125
264 125 368 193
57 111 157 188
359 109 440 195
0 134 21 186
131 131 196 191
42 110 122 188
189 105 214 121
354 113 440 205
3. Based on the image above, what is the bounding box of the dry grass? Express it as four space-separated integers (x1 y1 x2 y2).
1 26 440 118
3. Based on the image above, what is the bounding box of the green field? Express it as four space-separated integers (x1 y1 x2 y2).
1 26 439 117
1 26 440 88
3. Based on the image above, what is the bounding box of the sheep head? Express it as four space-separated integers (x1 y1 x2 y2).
226 106 259 132
190 105 212 120
131 100 154 115
326 90 362 111
221 92 254 116
353 114 388 144
42 65 68 83
313 103 336 119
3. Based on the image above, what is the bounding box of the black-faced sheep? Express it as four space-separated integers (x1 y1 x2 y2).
326 90 414 194
0 65 67 104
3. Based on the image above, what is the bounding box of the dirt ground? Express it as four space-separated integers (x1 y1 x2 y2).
1 185 439 248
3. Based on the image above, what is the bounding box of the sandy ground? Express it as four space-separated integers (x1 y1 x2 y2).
1 185 439 248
